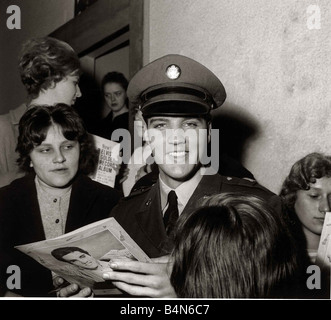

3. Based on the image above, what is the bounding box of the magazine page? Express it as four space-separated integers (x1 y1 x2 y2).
89 134 121 188
15 217 151 295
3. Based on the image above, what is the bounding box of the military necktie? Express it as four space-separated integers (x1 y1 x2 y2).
163 190 179 236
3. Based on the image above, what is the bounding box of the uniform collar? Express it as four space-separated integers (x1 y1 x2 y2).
159 167 205 215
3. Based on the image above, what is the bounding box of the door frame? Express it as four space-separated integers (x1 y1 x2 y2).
50 0 144 152
50 0 143 78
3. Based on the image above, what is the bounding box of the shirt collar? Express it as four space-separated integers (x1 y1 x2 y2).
159 167 205 214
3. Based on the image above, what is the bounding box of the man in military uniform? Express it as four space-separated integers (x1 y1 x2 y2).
58 54 281 298
100 54 281 297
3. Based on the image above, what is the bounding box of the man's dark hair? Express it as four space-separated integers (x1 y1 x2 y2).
51 246 90 263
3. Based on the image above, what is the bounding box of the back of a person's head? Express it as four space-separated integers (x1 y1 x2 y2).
19 37 80 99
170 193 301 298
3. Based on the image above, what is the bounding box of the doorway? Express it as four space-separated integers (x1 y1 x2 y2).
50 0 143 148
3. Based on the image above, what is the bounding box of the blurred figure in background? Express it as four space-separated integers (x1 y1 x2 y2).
91 71 130 192
93 71 129 141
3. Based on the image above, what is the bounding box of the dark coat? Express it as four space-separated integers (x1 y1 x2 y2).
93 112 129 141
0 173 120 297
110 173 281 258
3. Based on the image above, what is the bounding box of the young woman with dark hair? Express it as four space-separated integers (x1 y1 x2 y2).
0 104 120 297
280 152 331 264
94 71 129 141
279 152 331 298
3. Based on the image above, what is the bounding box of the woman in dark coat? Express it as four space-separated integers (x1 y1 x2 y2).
0 104 120 297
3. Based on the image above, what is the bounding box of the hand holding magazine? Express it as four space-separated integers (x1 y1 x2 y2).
15 218 151 296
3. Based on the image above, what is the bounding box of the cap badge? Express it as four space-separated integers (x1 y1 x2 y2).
166 64 181 80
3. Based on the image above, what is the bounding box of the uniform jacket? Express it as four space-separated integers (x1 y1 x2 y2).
0 173 120 297
110 173 282 258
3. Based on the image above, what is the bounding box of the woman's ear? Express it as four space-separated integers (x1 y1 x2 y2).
30 160 33 168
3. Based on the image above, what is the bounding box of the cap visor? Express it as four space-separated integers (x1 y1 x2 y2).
142 101 210 117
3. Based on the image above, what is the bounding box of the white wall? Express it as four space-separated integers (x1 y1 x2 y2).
146 0 331 194
0 0 74 114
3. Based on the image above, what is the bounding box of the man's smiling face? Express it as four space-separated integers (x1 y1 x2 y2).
146 116 209 189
